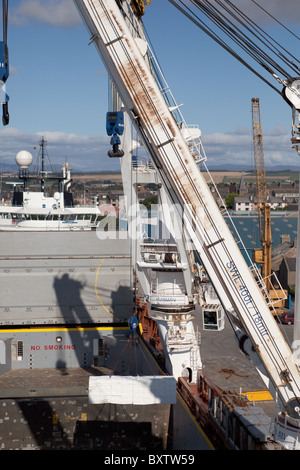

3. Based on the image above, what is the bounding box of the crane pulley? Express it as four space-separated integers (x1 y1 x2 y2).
0 0 9 125
131 0 152 19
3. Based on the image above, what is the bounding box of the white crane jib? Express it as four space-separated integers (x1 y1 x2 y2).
74 0 300 448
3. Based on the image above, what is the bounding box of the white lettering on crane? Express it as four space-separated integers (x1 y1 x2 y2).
226 260 268 337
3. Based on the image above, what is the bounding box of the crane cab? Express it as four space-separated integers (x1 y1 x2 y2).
202 304 225 331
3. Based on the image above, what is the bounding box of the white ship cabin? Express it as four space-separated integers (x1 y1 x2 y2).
0 147 104 231
0 190 104 231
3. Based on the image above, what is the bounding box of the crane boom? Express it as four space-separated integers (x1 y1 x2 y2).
73 0 300 449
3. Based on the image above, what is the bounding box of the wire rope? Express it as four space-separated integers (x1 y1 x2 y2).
168 0 281 94
249 0 300 42
210 0 300 76
189 0 293 80
169 0 300 95
223 0 300 71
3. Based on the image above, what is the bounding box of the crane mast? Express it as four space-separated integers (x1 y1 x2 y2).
74 0 300 449
252 98 287 314
251 98 272 291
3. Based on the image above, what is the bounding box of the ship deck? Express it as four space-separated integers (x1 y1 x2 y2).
0 364 172 450
0 366 109 399
198 316 294 419
0 317 293 409
0 314 294 450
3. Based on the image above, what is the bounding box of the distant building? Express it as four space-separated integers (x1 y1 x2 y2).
272 234 297 271
229 182 237 194
238 176 248 197
278 256 296 291
271 182 299 205
233 195 288 212
272 234 297 291
233 196 255 212
98 204 118 217
106 191 124 207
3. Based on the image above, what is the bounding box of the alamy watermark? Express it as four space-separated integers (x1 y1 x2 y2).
95 198 207 241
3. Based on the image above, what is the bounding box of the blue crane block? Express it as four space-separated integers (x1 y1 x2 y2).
128 316 138 333
106 111 124 136
106 111 124 157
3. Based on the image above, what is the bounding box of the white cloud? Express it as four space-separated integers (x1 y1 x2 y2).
0 126 298 174
10 0 300 29
202 126 300 169
0 127 121 172
231 0 300 24
10 0 80 28
194 0 300 26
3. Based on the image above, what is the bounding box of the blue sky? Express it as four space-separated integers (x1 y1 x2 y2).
0 0 299 172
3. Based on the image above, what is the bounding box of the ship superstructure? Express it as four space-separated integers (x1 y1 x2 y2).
0 137 103 231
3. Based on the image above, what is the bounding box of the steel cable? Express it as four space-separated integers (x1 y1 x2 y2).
208 0 300 75
250 0 300 42
223 0 300 72
190 0 294 80
169 0 300 97
168 0 281 94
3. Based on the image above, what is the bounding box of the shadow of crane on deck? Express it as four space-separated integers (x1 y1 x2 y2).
11 272 167 449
